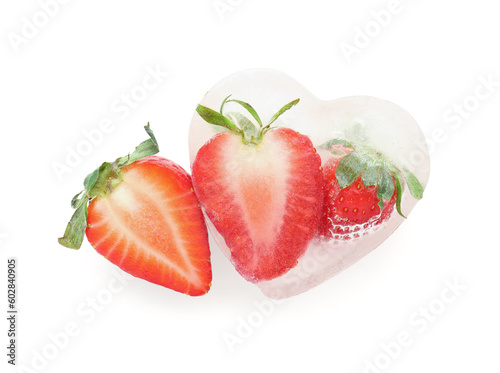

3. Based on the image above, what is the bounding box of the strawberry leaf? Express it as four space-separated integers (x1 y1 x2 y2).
201 97 300 144
378 167 395 200
362 165 380 187
319 138 355 150
197 104 241 134
58 200 88 250
59 124 161 250
403 169 424 200
335 152 367 189
378 198 384 212
116 123 159 167
266 98 300 128
226 112 259 143
219 94 233 114
83 168 100 193
227 99 263 128
70 190 85 209
322 134 425 220
392 171 407 218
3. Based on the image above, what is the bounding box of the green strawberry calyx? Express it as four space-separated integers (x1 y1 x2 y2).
58 124 159 250
319 138 424 218
196 95 300 145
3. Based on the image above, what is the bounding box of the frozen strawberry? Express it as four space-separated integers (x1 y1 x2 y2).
192 97 324 283
318 140 424 240
59 125 212 296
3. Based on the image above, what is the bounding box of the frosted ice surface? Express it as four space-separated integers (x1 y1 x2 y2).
188 69 430 299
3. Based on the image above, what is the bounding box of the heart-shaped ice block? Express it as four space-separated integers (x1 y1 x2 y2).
189 69 430 299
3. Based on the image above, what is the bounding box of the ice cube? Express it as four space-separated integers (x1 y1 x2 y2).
188 69 430 299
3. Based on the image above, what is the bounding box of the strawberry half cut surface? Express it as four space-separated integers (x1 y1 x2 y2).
192 97 324 283
59 125 212 296
318 139 424 240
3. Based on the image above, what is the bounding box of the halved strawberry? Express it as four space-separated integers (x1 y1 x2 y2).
318 140 424 240
59 125 212 296
192 97 324 283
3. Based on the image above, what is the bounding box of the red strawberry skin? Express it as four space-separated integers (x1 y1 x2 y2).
319 155 396 240
86 155 212 296
192 127 324 283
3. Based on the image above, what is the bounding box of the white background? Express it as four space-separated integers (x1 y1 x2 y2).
1 1 499 372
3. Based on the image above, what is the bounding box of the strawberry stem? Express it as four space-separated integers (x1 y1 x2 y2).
58 124 160 250
197 96 300 145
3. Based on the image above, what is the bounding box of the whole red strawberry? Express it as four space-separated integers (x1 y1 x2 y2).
318 140 424 240
59 125 212 296
192 96 324 283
